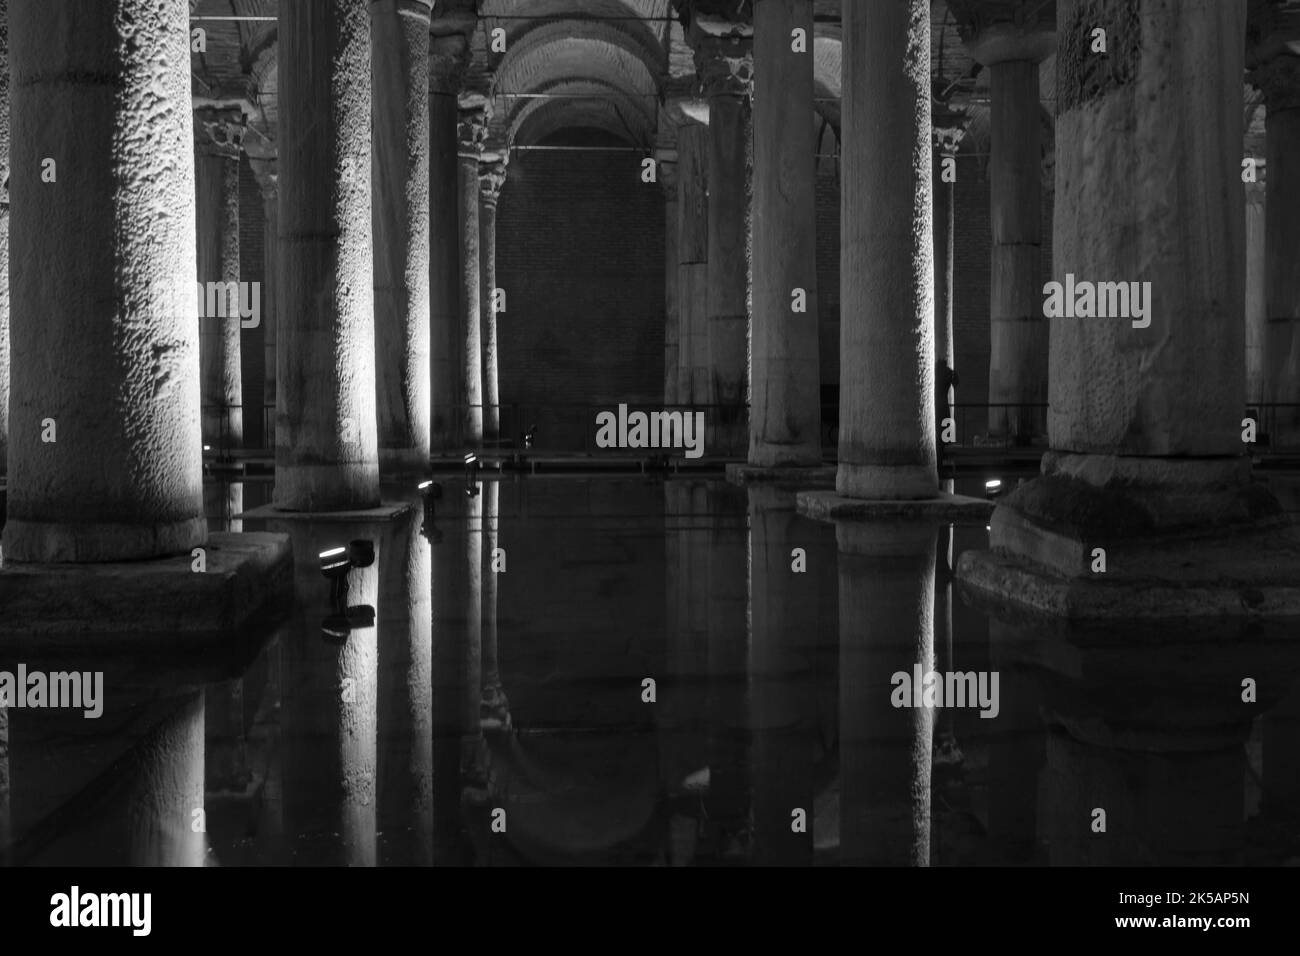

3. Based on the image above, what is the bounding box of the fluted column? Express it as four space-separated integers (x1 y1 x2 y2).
458 108 487 446
837 0 937 500
697 35 753 453
480 155 507 441
5 0 205 562
195 110 245 451
749 0 820 467
276 0 379 511
372 0 433 474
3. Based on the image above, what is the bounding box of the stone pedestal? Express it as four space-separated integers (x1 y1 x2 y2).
372 0 433 474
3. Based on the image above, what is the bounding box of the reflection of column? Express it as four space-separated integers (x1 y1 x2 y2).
0 703 9 864
0 0 10 477
1262 684 1300 821
837 0 936 500
933 522 960 765
5 0 205 562
195 114 244 450
838 521 935 866
372 0 433 474
707 482 749 837
277 0 379 511
1245 182 1267 404
281 521 380 866
986 622 1044 863
662 159 680 405
677 123 709 407
377 502 432 865
204 479 244 534
125 691 207 866
479 157 506 442
748 484 818 866
932 106 967 420
458 110 487 446
481 481 508 727
750 0 820 467
698 36 753 450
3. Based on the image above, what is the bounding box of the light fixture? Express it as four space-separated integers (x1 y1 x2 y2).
522 425 537 449
319 546 349 579
465 453 480 497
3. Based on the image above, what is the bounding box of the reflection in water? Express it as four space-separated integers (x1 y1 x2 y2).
3 477 1300 867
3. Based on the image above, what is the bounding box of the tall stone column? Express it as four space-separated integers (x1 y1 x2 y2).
932 107 969 421
428 27 471 452
481 480 508 727
255 165 279 442
0 0 9 479
1253 55 1300 442
961 11 1054 443
276 0 379 511
749 0 820 468
372 0 433 475
1245 181 1267 405
677 122 710 407
662 158 680 405
4 0 205 562
458 108 488 446
837 0 936 500
697 34 753 452
480 155 507 442
194 111 245 451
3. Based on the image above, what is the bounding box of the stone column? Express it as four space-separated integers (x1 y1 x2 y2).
697 35 753 451
932 107 968 422
481 479 508 727
677 122 710 407
480 155 507 442
1245 181 1267 405
0 703 9 865
662 159 680 405
837 0 936 500
256 166 279 442
458 108 487 446
276 0 379 511
372 0 433 474
707 482 749 834
963 15 1054 443
4 0 205 563
749 0 820 468
0 0 9 479
429 33 469 452
194 111 245 451
1254 55 1300 442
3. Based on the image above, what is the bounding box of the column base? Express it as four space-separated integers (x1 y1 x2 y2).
2 516 206 564
272 464 381 513
0 531 292 645
836 462 939 501
725 462 837 487
957 451 1300 619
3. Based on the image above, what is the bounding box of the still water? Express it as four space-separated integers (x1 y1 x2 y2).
2 475 1299 866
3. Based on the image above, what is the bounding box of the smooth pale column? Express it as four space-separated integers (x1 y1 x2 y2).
481 480 508 727
5 0 205 562
698 41 752 449
0 0 9 478
662 159 680 405
429 51 464 451
985 51 1050 442
1245 182 1266 404
277 0 379 511
750 0 820 467
458 109 486 446
837 0 936 500
372 0 433 474
480 156 506 441
1049 0 1244 462
677 122 709 407
195 125 244 450
1258 56 1300 443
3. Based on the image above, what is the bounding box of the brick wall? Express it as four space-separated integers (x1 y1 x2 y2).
496 129 666 450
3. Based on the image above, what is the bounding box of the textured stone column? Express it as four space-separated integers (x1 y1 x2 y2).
837 0 936 500
838 521 935 866
968 19 1054 443
257 169 279 439
0 0 9 479
481 479 508 726
677 123 710 407
1255 55 1300 442
428 34 469 452
1245 181 1266 405
932 106 968 420
750 0 820 467
458 109 487 446
662 159 680 405
195 112 244 450
4 0 205 562
372 0 433 474
698 37 753 451
480 156 506 441
276 0 379 511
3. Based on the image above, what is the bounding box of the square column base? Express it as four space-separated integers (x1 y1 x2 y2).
725 463 837 488
796 489 995 522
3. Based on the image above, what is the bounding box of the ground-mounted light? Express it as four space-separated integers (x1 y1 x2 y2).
522 425 537 450
348 539 375 569
319 546 350 579
465 453 481 497
984 478 1004 499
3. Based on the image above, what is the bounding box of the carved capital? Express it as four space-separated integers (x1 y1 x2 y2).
479 156 508 205
695 36 753 98
193 106 246 159
932 101 972 156
1250 53 1300 112
458 107 490 159
950 0 1056 65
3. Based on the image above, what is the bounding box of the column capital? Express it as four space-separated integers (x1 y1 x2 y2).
249 156 278 213
694 34 754 98
479 154 508 205
949 0 1055 66
932 101 972 156
458 106 489 159
193 106 246 159
429 0 477 95
1249 53 1300 112
659 157 679 195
